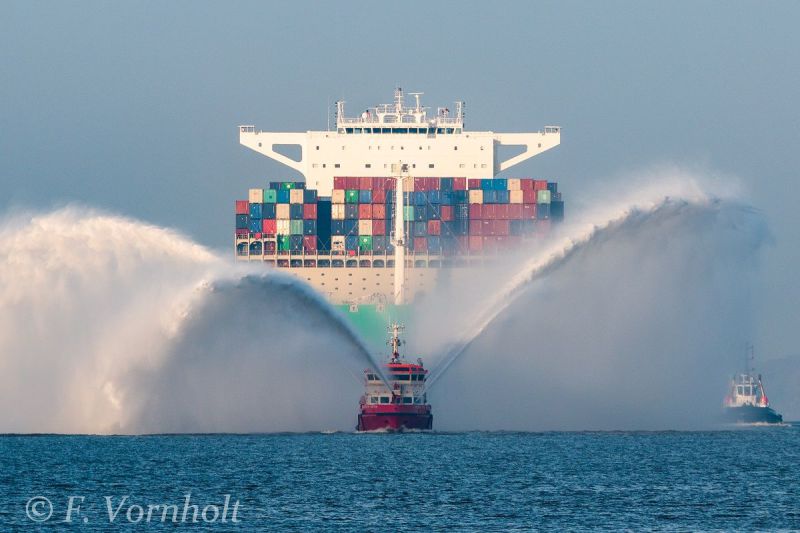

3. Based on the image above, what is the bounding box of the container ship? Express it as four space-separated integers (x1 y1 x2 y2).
357 323 432 432
235 89 564 347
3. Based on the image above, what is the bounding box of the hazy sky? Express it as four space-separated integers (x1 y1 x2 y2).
2 1 799 359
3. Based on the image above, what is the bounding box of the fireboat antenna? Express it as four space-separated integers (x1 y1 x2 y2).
746 342 755 374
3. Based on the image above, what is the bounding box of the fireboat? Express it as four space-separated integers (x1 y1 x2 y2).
356 323 433 432
723 345 783 424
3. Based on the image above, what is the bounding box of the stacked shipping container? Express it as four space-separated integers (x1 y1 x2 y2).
236 177 563 256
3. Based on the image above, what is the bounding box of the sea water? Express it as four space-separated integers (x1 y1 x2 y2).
2 428 799 530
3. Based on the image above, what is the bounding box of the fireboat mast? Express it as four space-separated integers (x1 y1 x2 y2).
391 163 409 305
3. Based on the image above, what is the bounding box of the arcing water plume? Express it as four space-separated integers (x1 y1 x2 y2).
418 169 769 430
0 207 375 433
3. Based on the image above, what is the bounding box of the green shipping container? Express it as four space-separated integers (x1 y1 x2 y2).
403 206 414 221
263 189 277 203
358 236 373 251
281 182 295 190
537 190 551 204
277 235 291 251
290 220 304 235
345 189 359 203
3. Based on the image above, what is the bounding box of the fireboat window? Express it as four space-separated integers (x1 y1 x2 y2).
402 397 413 404
369 396 378 404
380 397 390 404
392 374 410 381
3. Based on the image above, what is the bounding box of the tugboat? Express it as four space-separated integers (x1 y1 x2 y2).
723 345 783 424
356 324 433 432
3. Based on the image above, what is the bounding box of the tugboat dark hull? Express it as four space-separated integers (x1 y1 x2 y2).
724 405 783 424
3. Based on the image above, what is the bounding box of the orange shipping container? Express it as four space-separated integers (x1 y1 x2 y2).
358 204 372 219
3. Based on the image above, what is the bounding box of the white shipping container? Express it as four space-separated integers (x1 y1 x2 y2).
331 189 345 203
358 219 372 236
276 220 291 235
331 236 345 251
331 203 346 220
469 190 483 204
510 190 524 204
249 188 264 203
276 203 291 219
289 189 304 204
508 178 521 191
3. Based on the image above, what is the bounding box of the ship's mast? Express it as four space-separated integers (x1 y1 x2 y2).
392 163 409 305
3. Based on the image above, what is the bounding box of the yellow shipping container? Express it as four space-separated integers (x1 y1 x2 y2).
331 203 346 220
508 178 521 191
276 220 291 235
510 190 524 204
249 188 263 203
289 189 304 204
276 203 291 219
469 190 484 204
331 189 345 203
358 219 372 236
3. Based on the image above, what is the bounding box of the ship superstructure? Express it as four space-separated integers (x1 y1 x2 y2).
240 88 560 196
722 346 783 424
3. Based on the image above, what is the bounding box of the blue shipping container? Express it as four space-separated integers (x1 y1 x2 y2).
359 190 372 203
440 178 453 191
414 221 427 237
414 192 427 206
235 214 249 229
492 178 507 190
290 235 303 251
427 236 441 252
277 189 290 203
427 205 441 220
249 203 263 218
248 218 261 233
496 190 510 204
303 189 317 203
547 182 558 194
454 190 469 203
344 220 358 235
455 204 470 219
428 190 441 204
303 220 316 235
262 203 277 219
345 235 359 250
331 220 345 235
441 191 454 205
345 204 358 219
538 203 550 219
483 190 498 204
290 204 304 219
481 178 493 190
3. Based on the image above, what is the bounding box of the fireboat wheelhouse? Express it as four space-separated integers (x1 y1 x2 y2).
357 324 433 432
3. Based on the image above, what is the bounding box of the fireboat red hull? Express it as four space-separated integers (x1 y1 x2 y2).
357 405 432 431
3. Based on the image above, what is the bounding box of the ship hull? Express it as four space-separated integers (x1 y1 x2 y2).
357 405 432 431
723 405 783 424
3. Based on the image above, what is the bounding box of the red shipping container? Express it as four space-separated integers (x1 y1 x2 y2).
261 219 277 235
468 179 482 189
522 204 537 219
372 220 386 235
264 241 276 254
333 177 346 190
482 220 494 235
303 203 317 219
520 179 535 191
358 204 372 219
534 180 548 191
235 200 249 214
522 189 537 203
453 177 467 190
414 177 427 191
372 189 386 204
359 177 372 190
414 237 428 252
469 235 483 252
469 204 482 219
482 204 497 219
494 219 510 236
427 220 441 235
372 204 386 219
303 235 317 252
441 205 454 221
496 204 509 220
235 229 249 236
346 176 359 189
508 204 523 219
426 177 440 190
469 220 483 235
483 236 499 253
